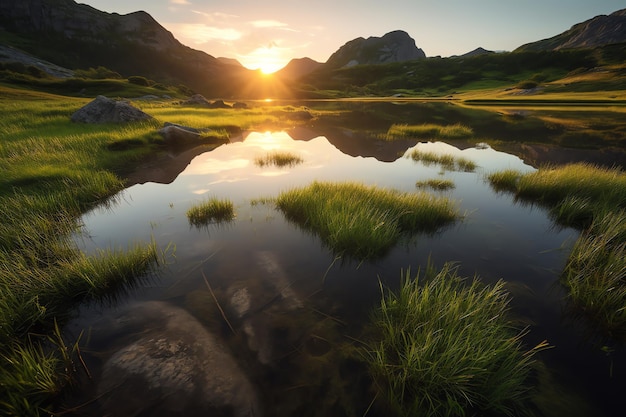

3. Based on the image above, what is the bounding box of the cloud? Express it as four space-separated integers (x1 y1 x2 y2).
170 0 191 4
170 23 242 44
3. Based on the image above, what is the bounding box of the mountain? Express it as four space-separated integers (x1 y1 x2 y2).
324 30 426 69
516 8 626 52
275 57 323 80
455 47 495 58
0 0 254 97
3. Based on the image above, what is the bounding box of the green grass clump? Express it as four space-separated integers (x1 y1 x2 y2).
487 163 626 340
276 181 458 259
415 178 456 191
254 150 304 167
0 94 162 414
409 149 477 172
561 211 626 341
366 263 546 417
384 123 473 140
187 197 235 225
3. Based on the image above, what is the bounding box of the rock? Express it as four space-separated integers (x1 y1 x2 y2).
158 122 228 146
96 301 262 417
232 101 248 109
208 99 231 109
71 95 153 123
182 94 211 106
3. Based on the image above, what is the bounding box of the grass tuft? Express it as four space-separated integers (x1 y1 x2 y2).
276 181 458 259
187 197 235 225
254 150 304 167
415 178 456 191
365 263 547 416
409 149 477 172
384 123 474 140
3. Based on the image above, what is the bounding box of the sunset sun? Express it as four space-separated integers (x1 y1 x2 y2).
244 45 286 74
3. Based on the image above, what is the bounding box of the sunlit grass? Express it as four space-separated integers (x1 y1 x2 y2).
186 197 235 225
408 149 477 172
415 178 456 191
276 181 458 259
365 263 546 416
486 163 626 340
383 123 473 140
0 96 162 414
254 150 303 167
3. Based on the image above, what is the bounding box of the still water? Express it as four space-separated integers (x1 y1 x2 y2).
66 102 624 417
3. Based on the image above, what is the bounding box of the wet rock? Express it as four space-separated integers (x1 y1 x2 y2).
97 301 261 417
70 95 154 123
158 122 228 146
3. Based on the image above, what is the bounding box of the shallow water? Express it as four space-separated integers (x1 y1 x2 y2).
65 103 625 417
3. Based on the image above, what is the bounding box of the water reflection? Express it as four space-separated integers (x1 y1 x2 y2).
68 125 623 416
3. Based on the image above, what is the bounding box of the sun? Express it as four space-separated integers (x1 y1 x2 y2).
243 45 286 74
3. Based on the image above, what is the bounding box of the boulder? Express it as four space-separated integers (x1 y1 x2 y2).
232 101 248 109
182 94 211 106
208 99 231 109
71 95 153 123
96 301 262 417
158 122 228 146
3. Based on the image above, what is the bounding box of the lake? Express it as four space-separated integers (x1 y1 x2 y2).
65 101 625 417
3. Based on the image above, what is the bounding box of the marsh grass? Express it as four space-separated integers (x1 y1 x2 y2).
487 163 626 340
409 149 477 172
0 96 163 414
384 123 473 140
254 150 304 167
276 181 458 259
415 178 455 191
366 263 546 416
187 197 235 225
561 211 626 341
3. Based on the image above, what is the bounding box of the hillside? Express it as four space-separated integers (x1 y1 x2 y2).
0 0 258 97
516 8 626 52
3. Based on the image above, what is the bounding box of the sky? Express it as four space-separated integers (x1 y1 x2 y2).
78 0 625 73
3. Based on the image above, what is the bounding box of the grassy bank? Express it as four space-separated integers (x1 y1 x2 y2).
0 93 163 415
366 263 546 416
487 163 626 341
276 181 459 259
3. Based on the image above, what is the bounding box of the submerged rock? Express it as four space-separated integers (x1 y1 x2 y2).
96 301 261 417
71 95 153 123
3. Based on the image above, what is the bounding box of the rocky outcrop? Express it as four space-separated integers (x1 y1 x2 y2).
516 8 626 52
325 30 426 69
70 95 153 123
95 301 262 417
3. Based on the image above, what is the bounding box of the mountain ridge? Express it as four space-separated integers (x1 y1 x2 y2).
516 8 626 52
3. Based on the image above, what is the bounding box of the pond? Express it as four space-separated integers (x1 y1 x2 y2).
65 101 625 417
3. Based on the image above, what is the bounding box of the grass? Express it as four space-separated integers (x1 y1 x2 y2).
365 263 546 417
383 123 473 140
561 211 626 341
186 197 235 226
415 178 456 191
408 149 477 172
0 93 162 415
276 181 459 259
486 163 626 341
254 150 304 167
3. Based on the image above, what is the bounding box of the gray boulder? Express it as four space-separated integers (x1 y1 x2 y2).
71 95 153 123
182 94 211 106
158 122 228 146
96 301 261 417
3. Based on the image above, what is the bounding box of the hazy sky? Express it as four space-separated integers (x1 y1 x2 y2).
78 0 624 72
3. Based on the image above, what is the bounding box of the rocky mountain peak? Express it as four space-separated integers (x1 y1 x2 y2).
325 30 426 69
